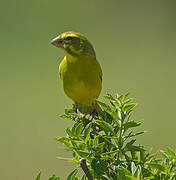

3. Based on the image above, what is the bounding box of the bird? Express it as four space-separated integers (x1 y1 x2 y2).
51 31 102 116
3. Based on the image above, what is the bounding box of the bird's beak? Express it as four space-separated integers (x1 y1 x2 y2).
51 36 64 48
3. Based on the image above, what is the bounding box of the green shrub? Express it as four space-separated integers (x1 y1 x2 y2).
36 93 176 180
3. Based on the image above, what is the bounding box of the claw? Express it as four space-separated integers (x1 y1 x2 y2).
73 103 78 113
91 103 99 119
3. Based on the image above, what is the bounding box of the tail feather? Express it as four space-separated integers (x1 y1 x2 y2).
77 101 102 115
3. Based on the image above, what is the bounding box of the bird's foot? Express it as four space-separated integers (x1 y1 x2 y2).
91 107 99 120
73 103 78 114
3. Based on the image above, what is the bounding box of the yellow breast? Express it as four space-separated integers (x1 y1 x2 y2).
59 56 102 106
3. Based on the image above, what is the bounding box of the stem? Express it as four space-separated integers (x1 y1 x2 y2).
80 158 93 180
117 110 125 160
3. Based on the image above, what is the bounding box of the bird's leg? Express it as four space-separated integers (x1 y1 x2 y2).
91 103 99 120
73 103 78 113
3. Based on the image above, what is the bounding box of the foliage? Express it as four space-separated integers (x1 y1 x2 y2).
36 93 176 180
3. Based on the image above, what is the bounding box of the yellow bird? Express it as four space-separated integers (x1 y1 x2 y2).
51 32 102 115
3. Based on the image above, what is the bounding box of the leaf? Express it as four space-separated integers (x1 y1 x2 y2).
35 172 41 180
60 114 72 120
81 175 87 180
97 100 112 113
66 128 72 137
49 174 61 180
55 137 70 147
125 103 138 114
148 163 165 172
95 142 105 152
101 156 112 161
125 131 146 139
125 144 144 152
118 167 132 179
93 136 99 148
124 92 131 99
125 175 138 180
117 94 124 102
57 157 73 161
140 149 146 162
124 98 134 105
75 123 83 136
76 150 90 157
131 162 136 176
72 123 77 136
84 123 92 144
167 147 176 158
102 175 114 180
91 158 101 176
124 121 141 131
104 94 116 101
111 111 121 122
160 150 170 159
96 120 115 135
124 140 136 150
118 110 122 120
134 165 142 179
67 168 78 180
65 108 74 114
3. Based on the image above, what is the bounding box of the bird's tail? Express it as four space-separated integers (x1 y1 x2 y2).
78 101 102 115
94 101 103 114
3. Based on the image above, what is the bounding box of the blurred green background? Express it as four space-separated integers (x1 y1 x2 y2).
1 0 176 179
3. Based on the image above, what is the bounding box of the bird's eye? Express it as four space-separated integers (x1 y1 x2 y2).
65 36 73 41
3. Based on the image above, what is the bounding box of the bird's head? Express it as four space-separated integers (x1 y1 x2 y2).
51 32 96 59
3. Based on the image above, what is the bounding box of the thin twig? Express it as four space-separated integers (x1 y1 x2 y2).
80 158 93 180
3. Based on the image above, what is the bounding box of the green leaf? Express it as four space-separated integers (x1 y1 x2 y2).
131 162 136 176
35 172 41 180
75 123 83 136
118 110 122 120
160 150 170 159
95 142 105 152
118 167 132 179
124 98 134 105
104 93 116 101
102 175 114 180
125 175 138 180
97 100 112 113
125 131 146 139
148 163 165 172
117 94 124 102
65 108 74 114
124 121 141 131
96 120 114 135
84 123 92 144
134 165 142 179
93 135 99 148
55 137 70 147
76 150 90 157
111 111 121 122
57 157 73 161
49 174 61 180
91 158 101 176
60 114 72 120
124 92 131 99
167 147 176 158
67 168 78 180
125 103 137 114
72 123 77 136
124 140 136 150
81 175 87 180
101 156 112 161
125 144 144 152
66 128 72 137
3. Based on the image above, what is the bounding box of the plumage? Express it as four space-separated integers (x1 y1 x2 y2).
51 32 102 113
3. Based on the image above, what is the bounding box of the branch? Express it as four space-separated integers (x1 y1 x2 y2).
80 158 93 180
